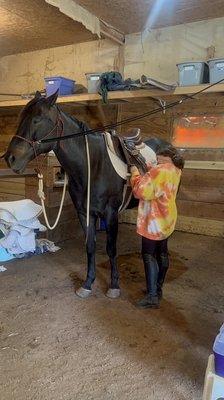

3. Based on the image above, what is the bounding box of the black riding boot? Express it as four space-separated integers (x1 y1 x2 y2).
156 253 169 300
137 254 159 308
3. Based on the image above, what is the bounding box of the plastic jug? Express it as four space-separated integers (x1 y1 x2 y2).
213 324 224 378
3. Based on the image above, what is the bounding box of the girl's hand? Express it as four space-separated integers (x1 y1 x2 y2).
130 166 139 174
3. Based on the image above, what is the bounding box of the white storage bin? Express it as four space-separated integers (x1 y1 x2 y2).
85 73 101 93
208 58 224 83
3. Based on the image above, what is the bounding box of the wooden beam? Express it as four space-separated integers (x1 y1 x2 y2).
176 216 224 238
119 209 224 237
0 168 36 177
114 44 125 75
184 160 224 170
100 20 125 45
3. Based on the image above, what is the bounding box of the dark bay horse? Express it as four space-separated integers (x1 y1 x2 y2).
5 91 169 298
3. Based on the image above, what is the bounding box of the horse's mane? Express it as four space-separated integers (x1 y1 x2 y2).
67 114 89 133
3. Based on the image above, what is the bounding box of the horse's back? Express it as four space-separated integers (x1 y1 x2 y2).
144 137 170 154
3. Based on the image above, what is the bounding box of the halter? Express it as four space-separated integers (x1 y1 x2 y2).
15 113 64 174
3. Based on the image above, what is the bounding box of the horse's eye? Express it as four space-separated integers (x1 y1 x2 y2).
33 117 41 125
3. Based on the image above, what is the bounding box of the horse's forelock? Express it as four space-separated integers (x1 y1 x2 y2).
18 97 46 126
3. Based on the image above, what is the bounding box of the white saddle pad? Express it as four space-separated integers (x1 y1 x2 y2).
0 199 42 222
105 135 157 180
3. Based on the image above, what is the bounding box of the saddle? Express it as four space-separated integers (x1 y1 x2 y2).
104 128 149 175
103 129 157 212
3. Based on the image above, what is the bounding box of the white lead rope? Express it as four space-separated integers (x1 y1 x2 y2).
38 172 68 230
85 135 91 239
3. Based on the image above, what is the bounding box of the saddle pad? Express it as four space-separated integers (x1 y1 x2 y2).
105 136 157 180
106 146 128 180
0 199 42 222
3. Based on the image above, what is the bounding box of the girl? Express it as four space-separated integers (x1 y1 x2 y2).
130 145 184 308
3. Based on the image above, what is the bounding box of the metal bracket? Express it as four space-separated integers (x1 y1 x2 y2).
158 99 166 114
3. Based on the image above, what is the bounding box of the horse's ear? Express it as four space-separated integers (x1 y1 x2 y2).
35 91 42 99
45 90 59 107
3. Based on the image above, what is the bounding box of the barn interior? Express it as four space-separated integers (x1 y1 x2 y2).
0 1 224 399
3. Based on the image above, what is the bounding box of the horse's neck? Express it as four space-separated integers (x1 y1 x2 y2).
53 112 87 178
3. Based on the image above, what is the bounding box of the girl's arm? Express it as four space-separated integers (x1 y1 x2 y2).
130 166 156 201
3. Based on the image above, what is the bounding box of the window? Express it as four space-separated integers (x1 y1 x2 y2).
173 115 224 148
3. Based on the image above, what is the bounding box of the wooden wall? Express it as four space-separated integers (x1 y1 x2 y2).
0 94 224 238
125 17 224 83
0 39 120 96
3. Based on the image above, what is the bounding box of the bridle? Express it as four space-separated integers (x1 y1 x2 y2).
12 110 91 235
14 112 64 174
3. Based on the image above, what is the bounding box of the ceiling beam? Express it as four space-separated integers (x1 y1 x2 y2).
100 20 125 45
45 0 100 36
45 0 125 45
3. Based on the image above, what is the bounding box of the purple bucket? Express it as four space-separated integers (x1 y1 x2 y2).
214 352 224 378
213 324 224 377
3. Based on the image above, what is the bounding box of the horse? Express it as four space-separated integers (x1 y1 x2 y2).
4 90 170 299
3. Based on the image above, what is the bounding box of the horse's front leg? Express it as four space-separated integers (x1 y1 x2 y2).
105 208 120 299
76 213 97 298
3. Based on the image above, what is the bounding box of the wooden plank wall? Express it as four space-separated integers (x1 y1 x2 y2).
118 101 172 141
0 115 18 155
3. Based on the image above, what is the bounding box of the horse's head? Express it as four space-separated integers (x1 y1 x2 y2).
5 90 59 173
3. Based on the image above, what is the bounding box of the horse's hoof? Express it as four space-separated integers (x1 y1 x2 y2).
106 288 121 299
76 287 92 299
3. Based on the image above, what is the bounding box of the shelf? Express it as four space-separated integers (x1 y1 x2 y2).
1 83 224 111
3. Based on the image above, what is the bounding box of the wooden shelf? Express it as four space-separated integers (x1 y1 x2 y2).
0 168 36 177
1 83 224 111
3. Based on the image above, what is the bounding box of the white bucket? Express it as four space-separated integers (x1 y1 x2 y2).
85 73 101 93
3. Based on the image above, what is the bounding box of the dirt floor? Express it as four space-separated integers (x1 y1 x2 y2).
0 224 223 400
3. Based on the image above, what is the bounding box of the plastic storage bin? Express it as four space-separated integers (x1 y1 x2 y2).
208 58 224 83
44 76 75 96
85 73 101 93
97 218 107 231
177 62 209 86
213 324 224 378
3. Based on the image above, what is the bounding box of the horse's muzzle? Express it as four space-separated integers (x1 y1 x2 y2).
4 151 22 173
4 151 13 167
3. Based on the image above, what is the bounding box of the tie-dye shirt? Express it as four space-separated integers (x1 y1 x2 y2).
130 163 181 240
